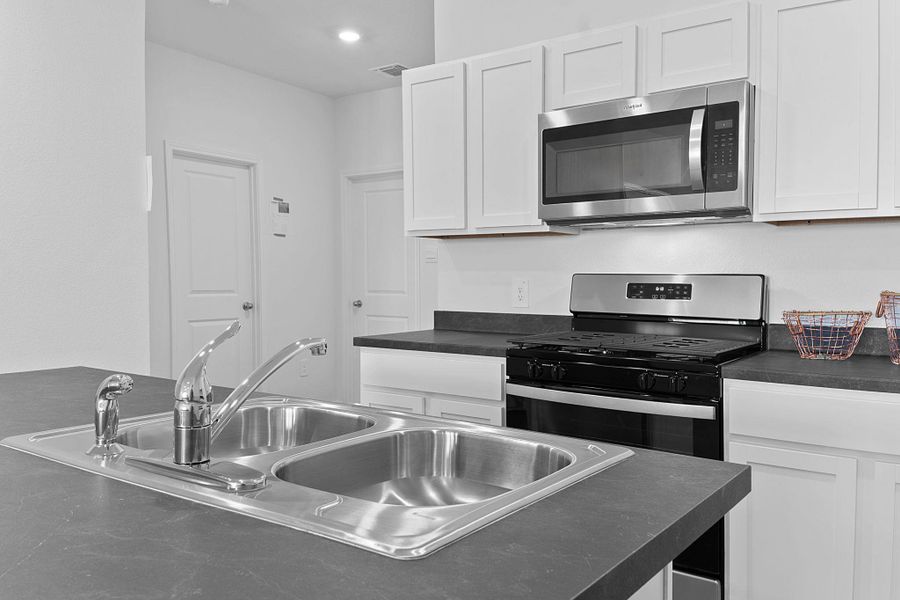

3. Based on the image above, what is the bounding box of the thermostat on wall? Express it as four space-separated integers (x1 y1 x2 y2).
272 197 289 237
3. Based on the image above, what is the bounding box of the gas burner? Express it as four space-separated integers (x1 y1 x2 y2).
510 330 756 360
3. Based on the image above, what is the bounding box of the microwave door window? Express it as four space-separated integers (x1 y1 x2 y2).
543 108 698 204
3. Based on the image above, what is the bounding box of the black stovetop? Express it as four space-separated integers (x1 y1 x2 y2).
509 329 760 363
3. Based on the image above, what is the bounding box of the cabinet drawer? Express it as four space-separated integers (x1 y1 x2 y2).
726 379 900 455
426 397 504 426
360 349 504 402
360 389 425 414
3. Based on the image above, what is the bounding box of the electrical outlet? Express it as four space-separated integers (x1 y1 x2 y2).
299 357 309 377
512 278 529 308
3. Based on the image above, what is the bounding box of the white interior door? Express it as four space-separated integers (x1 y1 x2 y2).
169 153 256 388
347 172 417 402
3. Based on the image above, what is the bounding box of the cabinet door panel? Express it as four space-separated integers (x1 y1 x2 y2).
468 46 544 228
757 0 878 216
871 462 900 599
728 442 857 600
402 62 467 231
546 25 637 109
645 2 749 93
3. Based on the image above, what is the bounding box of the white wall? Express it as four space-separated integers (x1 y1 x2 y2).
434 0 714 61
0 0 150 374
146 43 337 398
431 0 900 323
336 87 403 174
438 222 900 320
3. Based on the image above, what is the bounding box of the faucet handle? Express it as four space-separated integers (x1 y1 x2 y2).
88 373 134 457
174 320 241 404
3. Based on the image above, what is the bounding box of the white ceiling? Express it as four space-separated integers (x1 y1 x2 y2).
147 0 435 98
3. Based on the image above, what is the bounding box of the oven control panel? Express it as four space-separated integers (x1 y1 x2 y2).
626 282 692 300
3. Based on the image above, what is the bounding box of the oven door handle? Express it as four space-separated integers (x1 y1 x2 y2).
506 383 716 421
689 107 706 192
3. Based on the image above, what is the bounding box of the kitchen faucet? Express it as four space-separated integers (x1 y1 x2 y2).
173 320 242 465
125 321 327 493
209 337 327 445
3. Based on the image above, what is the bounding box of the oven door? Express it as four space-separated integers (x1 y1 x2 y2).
506 382 724 600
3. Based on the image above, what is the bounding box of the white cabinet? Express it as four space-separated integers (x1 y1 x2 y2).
644 2 749 93
727 442 857 600
403 47 574 237
359 348 505 426
467 45 544 229
755 0 881 220
402 62 467 232
871 461 900 598
725 379 900 600
545 25 637 110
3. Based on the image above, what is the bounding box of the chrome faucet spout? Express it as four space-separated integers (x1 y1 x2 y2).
210 337 327 444
173 320 241 465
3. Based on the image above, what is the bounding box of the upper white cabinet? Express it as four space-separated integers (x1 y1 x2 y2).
402 62 467 232
404 46 574 237
755 0 881 220
545 25 637 110
645 2 749 93
467 46 544 229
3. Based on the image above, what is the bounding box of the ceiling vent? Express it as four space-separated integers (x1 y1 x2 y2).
370 63 408 78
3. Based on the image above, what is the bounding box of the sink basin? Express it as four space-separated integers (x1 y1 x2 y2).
1 397 633 559
275 429 572 506
116 400 375 458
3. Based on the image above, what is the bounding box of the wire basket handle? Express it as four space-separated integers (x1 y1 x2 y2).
877 291 900 319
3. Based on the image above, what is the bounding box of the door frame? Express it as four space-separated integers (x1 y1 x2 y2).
163 140 262 378
339 166 419 404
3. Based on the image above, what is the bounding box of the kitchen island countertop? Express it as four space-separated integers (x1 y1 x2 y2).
0 367 748 600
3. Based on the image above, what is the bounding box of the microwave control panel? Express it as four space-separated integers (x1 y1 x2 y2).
706 101 740 192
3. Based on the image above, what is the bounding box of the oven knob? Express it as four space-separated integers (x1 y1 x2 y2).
638 371 656 391
534 363 544 378
526 361 536 379
551 364 567 381
670 375 688 393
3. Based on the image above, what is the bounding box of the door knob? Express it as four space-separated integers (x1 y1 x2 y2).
242 302 254 311
352 300 363 308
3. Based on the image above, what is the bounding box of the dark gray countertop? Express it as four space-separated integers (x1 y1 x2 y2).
354 311 570 357
353 329 516 357
722 350 900 393
0 367 749 600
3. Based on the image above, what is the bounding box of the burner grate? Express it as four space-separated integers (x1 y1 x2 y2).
509 330 754 359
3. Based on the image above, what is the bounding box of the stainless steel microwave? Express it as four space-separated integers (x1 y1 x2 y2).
539 81 754 227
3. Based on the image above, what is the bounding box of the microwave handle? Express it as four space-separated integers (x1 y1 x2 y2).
506 383 716 421
689 108 706 192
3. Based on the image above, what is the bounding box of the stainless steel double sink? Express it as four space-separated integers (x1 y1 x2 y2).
2 398 633 558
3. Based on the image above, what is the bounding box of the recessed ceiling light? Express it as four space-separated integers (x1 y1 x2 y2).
338 30 361 43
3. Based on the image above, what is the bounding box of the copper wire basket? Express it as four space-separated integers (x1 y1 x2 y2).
782 310 871 360
876 291 900 365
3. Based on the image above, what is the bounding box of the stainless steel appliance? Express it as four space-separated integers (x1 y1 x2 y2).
505 273 767 600
539 81 754 227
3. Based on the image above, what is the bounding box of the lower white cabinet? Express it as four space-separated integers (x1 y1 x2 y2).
727 442 857 600
358 348 505 426
725 379 900 600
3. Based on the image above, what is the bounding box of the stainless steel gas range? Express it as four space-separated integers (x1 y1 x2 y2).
505 273 767 600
